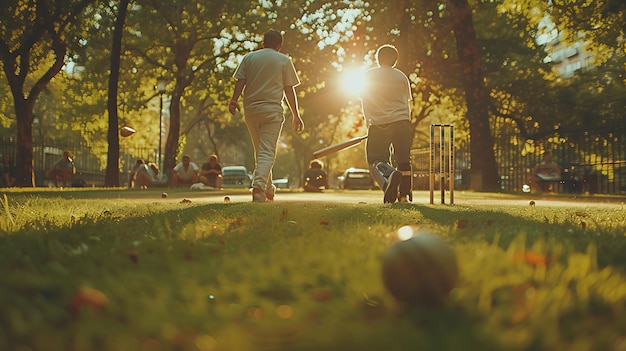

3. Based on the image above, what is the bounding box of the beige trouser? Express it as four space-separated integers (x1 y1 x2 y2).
245 109 285 196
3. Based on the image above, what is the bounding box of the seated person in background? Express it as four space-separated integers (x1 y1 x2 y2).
171 155 199 187
303 159 329 192
46 151 76 187
198 154 223 189
528 152 562 193
129 159 163 189
1 155 16 187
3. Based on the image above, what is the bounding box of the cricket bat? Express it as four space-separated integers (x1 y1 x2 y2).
313 135 368 158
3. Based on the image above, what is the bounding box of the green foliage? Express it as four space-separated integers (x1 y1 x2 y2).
1 0 624 188
1 189 626 350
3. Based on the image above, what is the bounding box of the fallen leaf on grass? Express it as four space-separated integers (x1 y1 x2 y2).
68 286 109 315
180 199 192 204
512 252 551 266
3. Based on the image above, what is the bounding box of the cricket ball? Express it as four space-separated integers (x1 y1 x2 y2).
120 126 136 137
161 192 168 198
382 226 459 307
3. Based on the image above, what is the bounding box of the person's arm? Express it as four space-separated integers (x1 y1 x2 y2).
229 79 246 115
284 86 303 132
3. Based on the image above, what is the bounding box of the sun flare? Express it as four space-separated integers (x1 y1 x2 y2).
340 67 367 96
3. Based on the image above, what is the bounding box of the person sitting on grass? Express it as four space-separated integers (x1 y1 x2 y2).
129 159 164 189
303 159 329 192
170 155 199 187
528 152 562 193
198 154 223 189
46 151 76 187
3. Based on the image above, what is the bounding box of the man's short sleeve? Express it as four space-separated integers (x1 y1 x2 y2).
233 55 247 80
283 58 300 87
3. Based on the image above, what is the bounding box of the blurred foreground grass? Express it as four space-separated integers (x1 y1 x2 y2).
1 189 626 351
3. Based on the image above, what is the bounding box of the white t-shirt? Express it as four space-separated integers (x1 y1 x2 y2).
173 162 199 181
359 65 412 126
233 48 300 115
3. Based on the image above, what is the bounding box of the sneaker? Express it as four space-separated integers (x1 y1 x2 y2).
265 184 276 201
252 188 267 202
384 171 402 204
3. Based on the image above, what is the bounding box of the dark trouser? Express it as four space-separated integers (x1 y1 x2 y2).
366 120 413 198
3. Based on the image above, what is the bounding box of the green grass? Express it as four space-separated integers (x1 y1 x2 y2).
1 189 626 351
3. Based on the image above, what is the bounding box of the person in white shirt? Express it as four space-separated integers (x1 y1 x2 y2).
359 44 413 203
170 155 199 187
228 29 304 202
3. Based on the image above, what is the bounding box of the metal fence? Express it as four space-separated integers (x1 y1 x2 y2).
412 121 626 195
3 123 625 193
0 137 158 187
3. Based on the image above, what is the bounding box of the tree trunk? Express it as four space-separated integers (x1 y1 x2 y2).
14 102 36 187
105 0 131 187
163 92 181 178
448 0 500 191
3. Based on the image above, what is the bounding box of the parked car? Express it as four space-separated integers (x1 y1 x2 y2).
338 167 377 190
272 178 290 189
221 166 252 188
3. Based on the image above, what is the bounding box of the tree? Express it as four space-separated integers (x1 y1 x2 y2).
0 0 94 186
105 0 131 187
447 0 500 191
123 0 256 175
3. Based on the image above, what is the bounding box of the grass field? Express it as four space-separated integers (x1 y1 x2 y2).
1 188 626 351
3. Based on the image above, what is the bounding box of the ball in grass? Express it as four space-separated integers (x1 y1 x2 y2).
161 192 168 198
382 226 459 307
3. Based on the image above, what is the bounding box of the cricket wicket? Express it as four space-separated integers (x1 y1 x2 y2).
429 124 454 204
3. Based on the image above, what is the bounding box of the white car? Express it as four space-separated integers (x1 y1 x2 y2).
338 168 377 190
221 166 289 189
221 166 252 188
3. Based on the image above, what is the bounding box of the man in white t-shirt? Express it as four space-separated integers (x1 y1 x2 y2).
359 44 413 203
228 29 304 202
170 155 199 187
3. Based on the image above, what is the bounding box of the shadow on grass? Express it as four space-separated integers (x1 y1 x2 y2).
404 204 626 269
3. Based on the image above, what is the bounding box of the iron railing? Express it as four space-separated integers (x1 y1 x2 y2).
2 124 626 193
